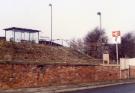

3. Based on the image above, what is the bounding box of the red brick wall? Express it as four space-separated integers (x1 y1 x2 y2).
95 66 120 81
121 69 129 79
0 63 120 89
129 66 135 79
120 66 135 79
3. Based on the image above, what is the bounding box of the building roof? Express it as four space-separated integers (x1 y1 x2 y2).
4 27 40 33
39 40 62 46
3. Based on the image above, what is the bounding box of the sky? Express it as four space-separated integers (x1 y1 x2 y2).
0 0 135 42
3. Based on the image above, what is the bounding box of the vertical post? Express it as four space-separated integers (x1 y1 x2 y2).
24 32 25 40
97 12 103 62
49 3 52 45
21 32 22 41
120 65 121 79
38 32 39 43
116 37 119 64
97 12 102 32
5 30 6 41
29 32 31 42
129 65 130 79
14 30 15 42
99 14 102 32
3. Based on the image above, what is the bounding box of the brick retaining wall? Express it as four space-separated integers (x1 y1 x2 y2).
121 66 135 79
129 66 135 79
0 62 120 89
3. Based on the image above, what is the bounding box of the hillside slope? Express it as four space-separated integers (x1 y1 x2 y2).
0 41 100 65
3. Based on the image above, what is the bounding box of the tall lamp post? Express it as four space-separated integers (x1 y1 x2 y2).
49 3 53 44
97 12 104 63
97 12 102 32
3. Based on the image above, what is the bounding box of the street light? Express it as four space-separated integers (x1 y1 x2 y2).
97 12 102 32
97 12 105 64
49 3 52 44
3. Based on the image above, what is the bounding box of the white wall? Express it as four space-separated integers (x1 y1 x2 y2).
120 58 135 70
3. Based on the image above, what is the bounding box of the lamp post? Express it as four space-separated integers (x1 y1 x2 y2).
49 3 52 44
97 12 102 32
97 12 104 63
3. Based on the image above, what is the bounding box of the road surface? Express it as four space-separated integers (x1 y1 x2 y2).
63 83 135 93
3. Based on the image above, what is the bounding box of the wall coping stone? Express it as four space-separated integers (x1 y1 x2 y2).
0 60 100 66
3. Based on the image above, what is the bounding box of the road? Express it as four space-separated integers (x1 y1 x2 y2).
63 83 135 93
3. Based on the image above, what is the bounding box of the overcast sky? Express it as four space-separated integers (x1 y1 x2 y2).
0 0 135 41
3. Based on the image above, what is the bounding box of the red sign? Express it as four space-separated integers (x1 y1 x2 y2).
112 31 120 37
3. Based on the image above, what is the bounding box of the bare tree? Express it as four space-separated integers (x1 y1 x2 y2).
69 38 78 49
69 38 84 53
109 32 135 59
83 27 108 59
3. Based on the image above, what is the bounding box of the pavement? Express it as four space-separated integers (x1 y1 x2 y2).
0 79 135 93
63 83 135 93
